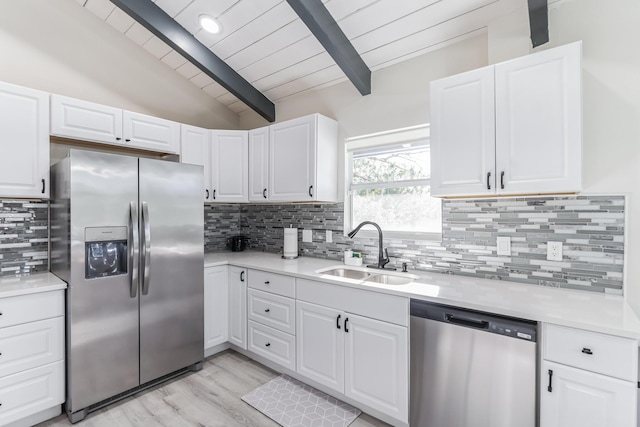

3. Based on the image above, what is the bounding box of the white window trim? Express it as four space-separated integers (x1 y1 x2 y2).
344 124 442 242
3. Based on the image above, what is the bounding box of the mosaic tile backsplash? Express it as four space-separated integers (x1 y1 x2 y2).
0 200 49 276
205 196 625 294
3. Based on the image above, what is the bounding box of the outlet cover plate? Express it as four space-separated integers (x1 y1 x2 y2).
547 241 563 261
497 236 511 256
326 230 332 243
302 229 312 243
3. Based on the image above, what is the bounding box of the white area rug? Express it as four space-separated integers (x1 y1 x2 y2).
242 375 361 427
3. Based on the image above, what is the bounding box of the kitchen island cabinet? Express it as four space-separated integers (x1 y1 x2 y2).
0 81 49 199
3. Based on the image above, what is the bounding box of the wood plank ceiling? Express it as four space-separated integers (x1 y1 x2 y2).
76 0 539 117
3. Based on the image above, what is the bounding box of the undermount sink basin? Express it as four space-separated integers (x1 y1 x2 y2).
318 267 372 280
317 266 419 286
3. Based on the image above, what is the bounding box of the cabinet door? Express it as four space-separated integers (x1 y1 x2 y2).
296 300 344 393
50 94 122 145
204 266 229 352
228 266 247 350
540 361 637 427
248 126 269 202
0 82 49 198
430 66 496 197
123 110 180 154
269 115 316 201
344 313 408 423
181 124 211 202
495 41 582 194
210 130 248 202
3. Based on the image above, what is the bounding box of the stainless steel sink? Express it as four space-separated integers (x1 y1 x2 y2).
319 267 372 280
317 266 419 285
365 274 416 285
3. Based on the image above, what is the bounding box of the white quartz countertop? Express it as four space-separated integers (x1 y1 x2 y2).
206 252 640 340
0 272 67 298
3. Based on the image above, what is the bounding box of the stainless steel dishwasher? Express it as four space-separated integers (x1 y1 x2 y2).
410 299 538 427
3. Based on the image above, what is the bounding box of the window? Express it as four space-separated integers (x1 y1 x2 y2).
345 125 442 240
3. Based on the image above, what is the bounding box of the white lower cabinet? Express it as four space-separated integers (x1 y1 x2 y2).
228 266 247 350
204 266 228 354
540 323 638 427
296 282 409 424
248 320 296 371
540 361 637 427
0 290 65 426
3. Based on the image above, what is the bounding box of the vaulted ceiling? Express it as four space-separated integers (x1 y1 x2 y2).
76 0 544 120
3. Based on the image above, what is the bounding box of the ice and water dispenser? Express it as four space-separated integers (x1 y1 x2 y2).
85 227 128 279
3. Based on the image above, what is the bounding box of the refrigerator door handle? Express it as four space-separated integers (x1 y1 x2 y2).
141 201 151 295
129 202 139 298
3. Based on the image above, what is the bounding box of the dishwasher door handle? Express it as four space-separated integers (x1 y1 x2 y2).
445 313 490 330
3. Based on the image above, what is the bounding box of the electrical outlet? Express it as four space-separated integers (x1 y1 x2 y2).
326 230 332 243
302 229 312 243
496 236 511 256
547 241 563 261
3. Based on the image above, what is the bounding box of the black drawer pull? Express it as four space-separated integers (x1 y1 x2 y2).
116 137 122 141
264 308 270 313
547 369 553 392
125 138 131 142
265 343 271 347
581 347 593 355
264 281 270 285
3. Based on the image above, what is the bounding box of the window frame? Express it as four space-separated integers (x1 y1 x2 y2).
344 124 442 241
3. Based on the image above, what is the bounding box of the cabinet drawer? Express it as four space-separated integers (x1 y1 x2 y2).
543 324 637 381
248 320 295 371
248 289 295 334
0 291 64 329
0 361 64 426
0 317 64 378
248 270 295 298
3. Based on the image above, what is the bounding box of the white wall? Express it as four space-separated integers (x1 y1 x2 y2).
0 0 239 129
488 0 640 309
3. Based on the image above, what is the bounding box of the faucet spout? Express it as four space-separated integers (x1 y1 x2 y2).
347 221 396 270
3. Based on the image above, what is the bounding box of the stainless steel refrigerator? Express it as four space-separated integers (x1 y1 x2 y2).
50 150 204 423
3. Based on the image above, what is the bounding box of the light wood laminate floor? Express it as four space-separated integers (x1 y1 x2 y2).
38 350 390 427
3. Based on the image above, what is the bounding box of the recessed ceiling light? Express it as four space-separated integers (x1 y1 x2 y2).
199 15 221 34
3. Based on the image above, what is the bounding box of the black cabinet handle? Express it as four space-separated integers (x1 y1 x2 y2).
547 369 553 392
265 308 270 313
116 137 121 141
486 172 491 190
344 317 349 333
265 343 271 347
264 281 270 285
500 171 505 189
125 138 131 142
240 271 245 282
263 188 267 199
41 179 45 194
205 189 209 200
336 314 341 329
213 189 216 200
308 185 313 198
581 347 593 355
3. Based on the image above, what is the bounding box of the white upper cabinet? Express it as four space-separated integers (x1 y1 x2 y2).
123 111 180 154
495 42 582 194
248 126 270 202
430 41 582 197
430 66 496 197
0 82 49 199
51 94 179 154
210 130 248 203
269 114 338 202
51 94 122 145
180 124 211 202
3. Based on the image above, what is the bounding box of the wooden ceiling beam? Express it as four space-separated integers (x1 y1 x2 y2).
528 0 549 48
286 0 371 96
109 0 275 122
